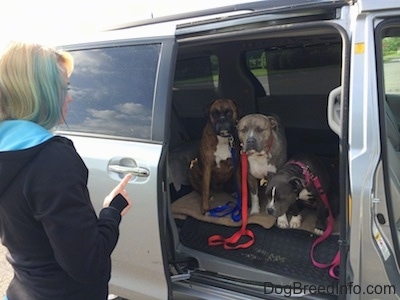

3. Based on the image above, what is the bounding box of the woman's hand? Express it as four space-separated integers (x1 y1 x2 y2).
103 174 133 216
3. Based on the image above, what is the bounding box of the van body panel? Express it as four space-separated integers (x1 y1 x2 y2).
64 137 168 299
347 9 400 300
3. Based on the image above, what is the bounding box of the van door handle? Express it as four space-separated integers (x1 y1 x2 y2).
327 86 342 137
108 164 150 177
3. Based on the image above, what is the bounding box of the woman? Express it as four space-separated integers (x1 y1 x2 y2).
0 42 132 300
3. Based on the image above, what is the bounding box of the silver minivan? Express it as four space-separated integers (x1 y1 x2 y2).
56 0 400 299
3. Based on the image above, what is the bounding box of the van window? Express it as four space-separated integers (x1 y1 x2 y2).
245 41 342 96
173 55 219 89
378 22 400 268
59 44 161 140
383 36 400 95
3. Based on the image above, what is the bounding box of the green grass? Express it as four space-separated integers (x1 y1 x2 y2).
383 52 400 62
251 68 267 76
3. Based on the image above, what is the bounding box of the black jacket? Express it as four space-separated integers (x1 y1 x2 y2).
0 127 122 299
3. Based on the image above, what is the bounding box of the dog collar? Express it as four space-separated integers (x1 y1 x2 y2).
264 134 274 154
286 160 314 185
286 160 328 199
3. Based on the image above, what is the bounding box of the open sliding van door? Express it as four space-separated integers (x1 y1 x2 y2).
348 1 400 299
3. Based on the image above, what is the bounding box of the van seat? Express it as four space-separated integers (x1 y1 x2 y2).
172 88 220 141
256 94 338 156
170 104 190 150
256 95 330 130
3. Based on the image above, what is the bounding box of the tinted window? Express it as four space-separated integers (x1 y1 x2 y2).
173 55 219 89
245 41 341 95
60 44 160 139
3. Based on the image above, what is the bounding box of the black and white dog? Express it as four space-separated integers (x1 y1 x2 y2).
265 153 338 235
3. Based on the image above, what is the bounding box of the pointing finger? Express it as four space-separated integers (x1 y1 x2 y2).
115 173 132 191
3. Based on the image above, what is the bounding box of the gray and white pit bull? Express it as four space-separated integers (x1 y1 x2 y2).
237 114 287 215
265 153 335 235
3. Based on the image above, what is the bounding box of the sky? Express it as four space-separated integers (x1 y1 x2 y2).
0 0 254 48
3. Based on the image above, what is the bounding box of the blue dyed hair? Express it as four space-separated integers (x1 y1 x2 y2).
0 42 74 129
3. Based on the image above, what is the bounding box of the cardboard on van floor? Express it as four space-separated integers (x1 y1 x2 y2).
172 191 339 234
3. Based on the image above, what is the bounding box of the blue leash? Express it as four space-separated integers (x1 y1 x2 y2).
209 138 242 222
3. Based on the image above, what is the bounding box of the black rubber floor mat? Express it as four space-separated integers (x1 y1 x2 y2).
179 216 339 287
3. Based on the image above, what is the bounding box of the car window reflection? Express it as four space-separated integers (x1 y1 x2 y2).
60 44 160 139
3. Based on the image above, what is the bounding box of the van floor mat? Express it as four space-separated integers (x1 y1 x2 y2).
179 216 339 287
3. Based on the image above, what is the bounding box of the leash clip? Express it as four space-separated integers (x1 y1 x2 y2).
229 135 234 149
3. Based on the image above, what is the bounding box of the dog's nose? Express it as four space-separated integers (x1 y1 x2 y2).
267 207 275 215
246 137 257 150
216 122 232 137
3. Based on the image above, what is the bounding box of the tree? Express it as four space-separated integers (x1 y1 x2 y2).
383 37 400 56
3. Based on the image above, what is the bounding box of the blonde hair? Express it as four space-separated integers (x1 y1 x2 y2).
0 42 74 129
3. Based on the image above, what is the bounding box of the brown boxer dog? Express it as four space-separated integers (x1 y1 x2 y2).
237 114 287 215
189 99 240 214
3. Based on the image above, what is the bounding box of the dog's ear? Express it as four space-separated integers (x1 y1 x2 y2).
267 116 278 129
267 114 285 130
288 177 304 194
230 99 240 121
204 99 216 117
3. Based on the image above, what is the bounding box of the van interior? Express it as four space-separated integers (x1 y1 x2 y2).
166 19 345 298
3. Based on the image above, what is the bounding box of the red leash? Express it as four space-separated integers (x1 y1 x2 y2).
309 176 340 279
208 152 255 250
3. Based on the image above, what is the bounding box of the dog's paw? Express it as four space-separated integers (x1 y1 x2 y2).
298 189 313 201
250 206 260 215
189 158 198 169
277 214 289 228
314 228 324 236
289 215 302 228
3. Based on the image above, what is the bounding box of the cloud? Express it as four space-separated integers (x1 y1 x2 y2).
115 103 148 115
69 102 151 139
